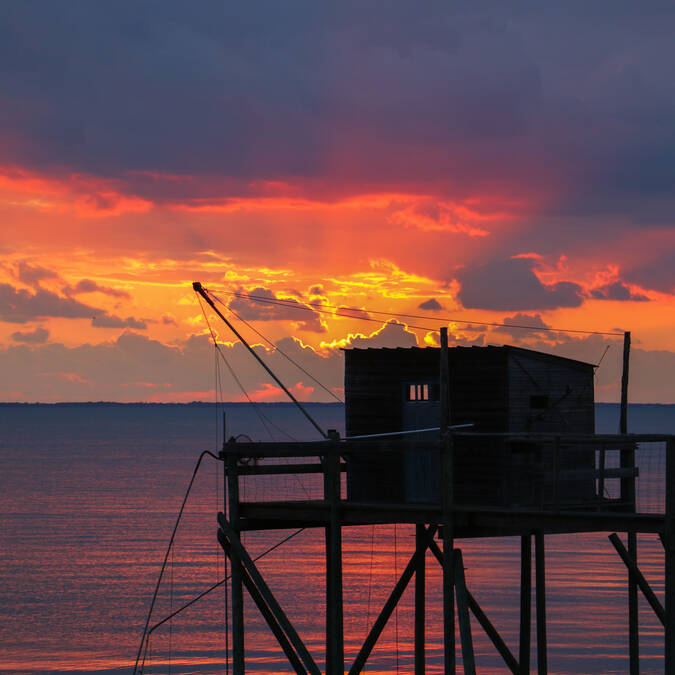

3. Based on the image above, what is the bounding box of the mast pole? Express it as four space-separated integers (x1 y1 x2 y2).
193 282 328 439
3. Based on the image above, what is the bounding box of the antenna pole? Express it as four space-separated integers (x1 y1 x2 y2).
193 281 328 439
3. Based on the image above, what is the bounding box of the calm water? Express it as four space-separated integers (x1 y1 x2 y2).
1 402 673 674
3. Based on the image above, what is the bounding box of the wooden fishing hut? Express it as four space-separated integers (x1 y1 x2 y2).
344 344 596 509
212 320 675 674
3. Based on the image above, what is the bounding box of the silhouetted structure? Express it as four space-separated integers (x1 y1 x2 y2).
214 333 675 675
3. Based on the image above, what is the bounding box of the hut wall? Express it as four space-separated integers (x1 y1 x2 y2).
506 349 596 503
344 345 597 506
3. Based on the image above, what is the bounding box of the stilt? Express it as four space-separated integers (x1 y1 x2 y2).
324 445 344 675
429 539 518 673
520 535 532 675
666 438 675 674
415 523 426 675
535 531 547 675
442 433 455 674
440 326 455 675
620 331 639 674
226 452 245 675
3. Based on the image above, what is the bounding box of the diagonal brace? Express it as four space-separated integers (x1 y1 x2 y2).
217 529 307 675
609 533 665 625
454 548 476 675
349 524 438 675
430 540 519 674
218 512 321 675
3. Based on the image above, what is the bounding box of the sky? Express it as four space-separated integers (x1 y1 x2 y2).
1 1 674 403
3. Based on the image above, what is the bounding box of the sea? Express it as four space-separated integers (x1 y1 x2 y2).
1 402 674 675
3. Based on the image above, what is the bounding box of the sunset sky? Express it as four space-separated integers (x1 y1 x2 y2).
1 1 674 403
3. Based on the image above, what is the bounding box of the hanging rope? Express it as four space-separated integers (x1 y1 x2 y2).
132 449 222 675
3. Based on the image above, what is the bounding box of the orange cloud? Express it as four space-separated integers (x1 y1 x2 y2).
0 165 152 217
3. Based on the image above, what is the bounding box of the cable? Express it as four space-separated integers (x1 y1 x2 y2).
212 288 624 337
198 295 276 440
132 450 222 675
143 527 306 637
210 290 344 403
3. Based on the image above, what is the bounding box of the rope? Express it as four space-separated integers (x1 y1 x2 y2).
211 288 624 337
132 450 222 675
209 290 344 403
143 528 306 636
198 295 276 441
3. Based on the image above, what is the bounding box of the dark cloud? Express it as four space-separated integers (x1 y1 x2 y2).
0 327 672 403
12 261 59 287
10 325 49 343
591 281 649 302
0 283 101 323
335 306 371 320
0 0 674 225
418 298 443 311
624 250 675 294
229 288 326 333
91 314 147 329
455 258 584 311
66 279 131 298
495 312 552 340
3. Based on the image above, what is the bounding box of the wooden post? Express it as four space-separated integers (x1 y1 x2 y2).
620 331 630 435
665 438 675 674
620 331 639 674
519 535 532 675
429 540 519 674
324 440 344 675
440 326 450 432
440 325 455 673
415 523 426 675
226 452 245 674
535 531 548 674
442 433 455 674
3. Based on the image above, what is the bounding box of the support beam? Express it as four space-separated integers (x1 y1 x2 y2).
218 513 322 675
324 445 344 675
620 332 639 674
415 523 426 675
429 540 519 674
520 535 532 675
218 529 307 675
454 549 476 675
666 438 675 674
535 532 548 675
349 525 437 675
226 453 245 675
609 533 664 625
442 432 455 674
